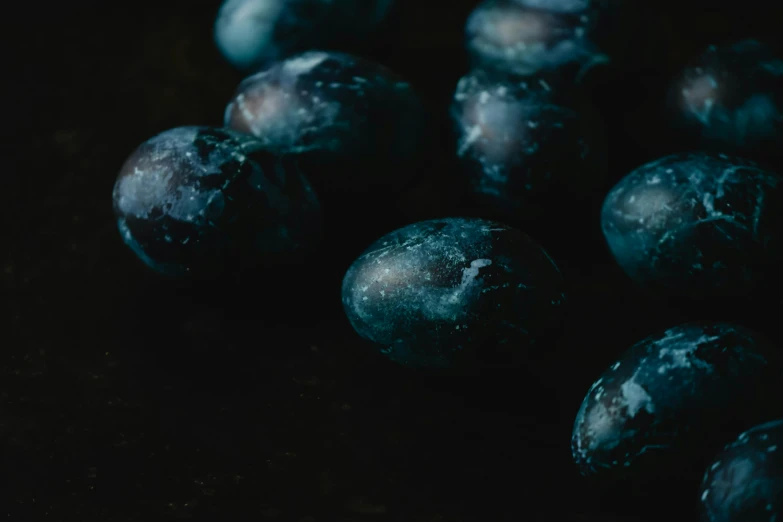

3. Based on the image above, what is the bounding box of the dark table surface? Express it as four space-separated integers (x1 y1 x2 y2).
6 1 783 520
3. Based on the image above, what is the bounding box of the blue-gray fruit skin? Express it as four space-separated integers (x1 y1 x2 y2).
112 126 322 277
341 217 566 370
214 0 394 71
450 69 596 219
571 322 781 478
224 50 425 194
700 419 783 522
669 40 783 157
465 0 609 81
514 0 591 13
601 152 783 297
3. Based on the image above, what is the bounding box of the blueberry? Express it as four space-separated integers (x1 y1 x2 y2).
214 0 395 71
450 69 603 222
224 50 425 195
601 152 783 297
112 126 322 277
464 0 609 81
701 419 783 522
572 322 781 477
341 217 566 370
669 40 783 160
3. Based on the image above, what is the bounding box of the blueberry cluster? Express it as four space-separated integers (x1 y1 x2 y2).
110 1 783 520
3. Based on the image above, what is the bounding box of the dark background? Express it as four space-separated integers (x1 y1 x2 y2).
5 1 783 520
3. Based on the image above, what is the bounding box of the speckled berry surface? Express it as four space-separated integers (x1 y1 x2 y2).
572 322 780 476
214 0 395 71
465 0 609 80
601 152 783 296
112 126 323 277
669 40 783 158
700 419 783 522
341 217 566 370
450 69 597 218
12 2 783 521
224 50 424 193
